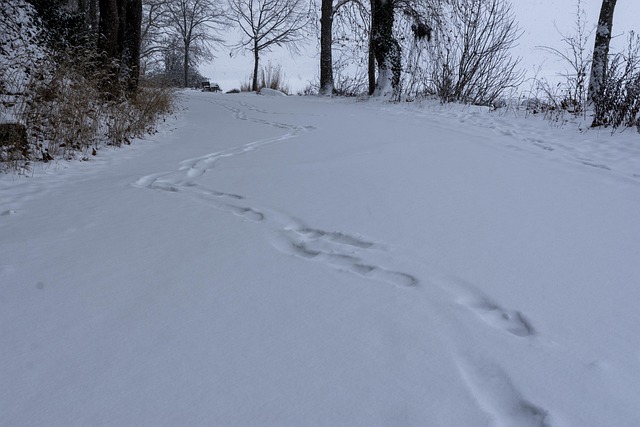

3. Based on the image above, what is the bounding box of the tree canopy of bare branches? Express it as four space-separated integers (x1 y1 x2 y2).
140 0 171 74
163 0 227 87
228 0 313 91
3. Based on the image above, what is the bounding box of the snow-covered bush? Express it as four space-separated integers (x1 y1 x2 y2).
592 32 640 130
21 51 176 158
1 0 175 173
20 52 102 160
0 0 48 103
0 0 48 172
424 0 523 106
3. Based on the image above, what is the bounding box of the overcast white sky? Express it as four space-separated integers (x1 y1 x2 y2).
202 0 639 92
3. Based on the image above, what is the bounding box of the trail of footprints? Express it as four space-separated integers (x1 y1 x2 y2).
136 97 551 424
134 100 416 288
138 98 541 329
137 97 543 330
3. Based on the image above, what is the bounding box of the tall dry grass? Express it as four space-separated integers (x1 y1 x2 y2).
2 49 175 173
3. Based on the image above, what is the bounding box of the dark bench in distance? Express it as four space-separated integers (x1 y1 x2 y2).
201 81 221 92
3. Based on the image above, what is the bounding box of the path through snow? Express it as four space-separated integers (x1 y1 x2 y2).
1 91 639 426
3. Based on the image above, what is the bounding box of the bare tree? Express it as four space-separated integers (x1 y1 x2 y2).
316 0 375 97
164 0 227 87
318 0 439 98
588 0 617 107
140 0 170 74
228 0 313 91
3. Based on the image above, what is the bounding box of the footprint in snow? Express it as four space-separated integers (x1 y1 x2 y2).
271 227 417 288
457 355 552 427
439 276 536 338
294 228 375 249
229 205 264 222
209 190 243 200
470 298 535 338
580 160 611 171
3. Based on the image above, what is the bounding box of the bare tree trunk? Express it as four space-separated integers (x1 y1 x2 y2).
368 31 375 95
99 0 119 61
98 0 120 93
89 0 98 33
588 0 617 109
252 44 260 91
98 0 142 94
117 0 127 62
319 0 334 95
370 0 400 97
124 0 142 93
184 40 190 87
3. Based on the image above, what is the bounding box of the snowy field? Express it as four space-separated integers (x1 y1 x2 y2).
1 91 640 426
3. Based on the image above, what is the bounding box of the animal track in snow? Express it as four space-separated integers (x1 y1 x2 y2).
135 99 417 290
272 226 418 288
580 160 611 171
438 276 536 338
294 228 375 249
458 355 552 427
208 190 243 200
219 100 317 134
229 205 264 222
469 298 535 338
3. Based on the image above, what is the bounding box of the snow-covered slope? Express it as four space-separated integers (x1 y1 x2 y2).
1 91 639 426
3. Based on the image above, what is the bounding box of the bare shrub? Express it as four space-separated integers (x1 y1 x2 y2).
130 87 175 134
21 53 103 159
239 78 253 92
259 63 290 94
427 0 524 106
0 123 30 172
536 0 592 114
3 50 174 171
1 1 175 173
240 63 291 94
333 69 368 97
330 1 371 97
104 86 175 147
592 32 640 130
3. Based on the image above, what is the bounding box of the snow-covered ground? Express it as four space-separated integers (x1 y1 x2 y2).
1 91 639 426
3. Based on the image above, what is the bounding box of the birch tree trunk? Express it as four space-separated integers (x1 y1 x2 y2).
588 0 617 107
